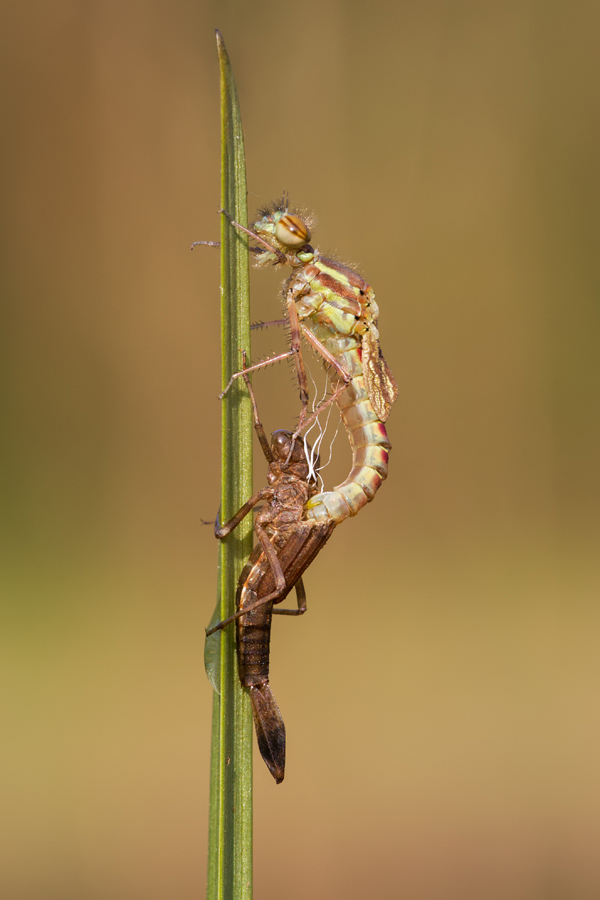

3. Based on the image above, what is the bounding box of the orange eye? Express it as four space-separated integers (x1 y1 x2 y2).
274 214 310 247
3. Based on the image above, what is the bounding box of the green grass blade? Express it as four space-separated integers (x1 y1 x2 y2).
206 30 253 900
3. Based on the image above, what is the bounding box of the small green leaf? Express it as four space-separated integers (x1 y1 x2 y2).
204 592 222 695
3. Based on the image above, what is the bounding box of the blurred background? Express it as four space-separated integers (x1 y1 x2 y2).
2 1 599 898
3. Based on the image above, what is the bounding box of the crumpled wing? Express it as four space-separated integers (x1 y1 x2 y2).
362 329 399 422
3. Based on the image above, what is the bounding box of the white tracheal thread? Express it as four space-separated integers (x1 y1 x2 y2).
317 417 341 486
301 369 323 484
310 402 339 493
302 369 340 491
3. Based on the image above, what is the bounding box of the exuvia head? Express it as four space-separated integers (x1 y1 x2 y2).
271 430 306 464
270 430 320 482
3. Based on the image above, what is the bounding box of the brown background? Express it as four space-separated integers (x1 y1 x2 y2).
2 2 599 898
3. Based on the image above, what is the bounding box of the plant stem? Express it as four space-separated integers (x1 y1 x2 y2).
206 30 253 900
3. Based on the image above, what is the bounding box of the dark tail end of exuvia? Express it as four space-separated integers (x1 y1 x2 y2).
248 684 286 784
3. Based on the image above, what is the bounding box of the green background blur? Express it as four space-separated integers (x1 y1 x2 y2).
2 2 599 898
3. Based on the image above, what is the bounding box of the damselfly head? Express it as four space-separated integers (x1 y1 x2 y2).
252 201 315 264
274 214 310 247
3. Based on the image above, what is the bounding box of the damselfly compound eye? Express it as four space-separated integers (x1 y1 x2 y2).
274 214 310 247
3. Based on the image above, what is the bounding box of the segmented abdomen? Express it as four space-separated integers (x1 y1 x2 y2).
305 335 391 523
236 546 287 783
236 547 273 689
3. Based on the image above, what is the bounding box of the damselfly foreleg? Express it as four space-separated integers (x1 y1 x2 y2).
218 348 301 401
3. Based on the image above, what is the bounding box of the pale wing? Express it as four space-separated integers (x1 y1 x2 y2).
362 330 399 422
